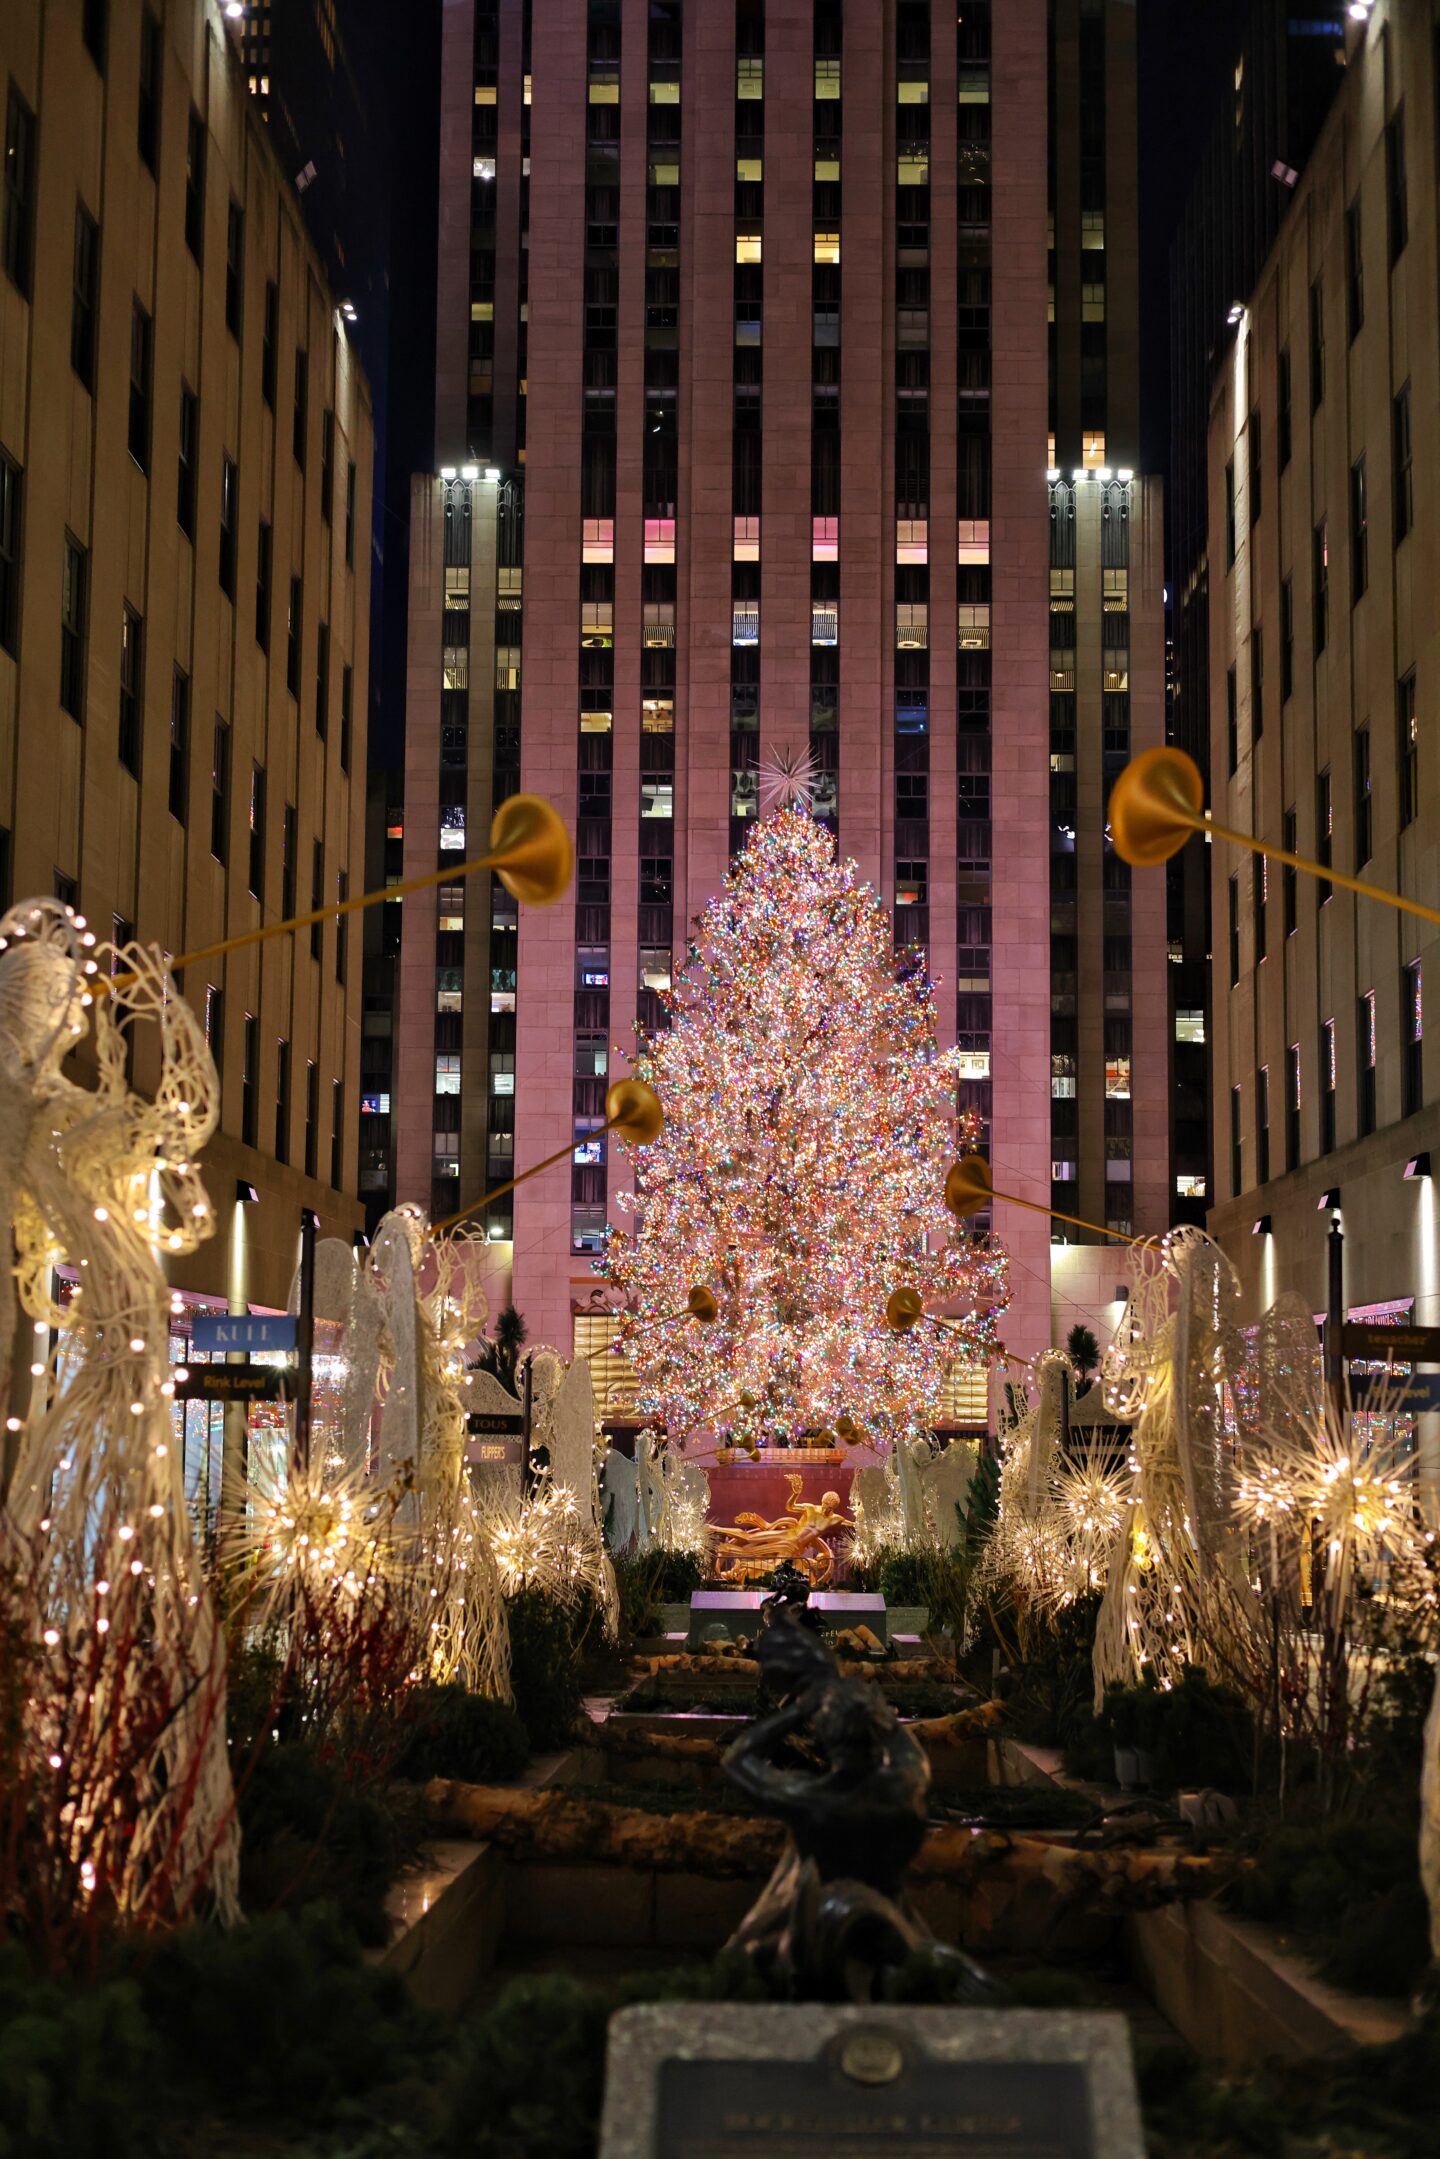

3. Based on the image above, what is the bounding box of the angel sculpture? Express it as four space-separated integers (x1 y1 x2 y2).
0 903 238 1927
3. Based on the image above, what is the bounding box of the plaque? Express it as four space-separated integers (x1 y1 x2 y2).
598 2007 1144 2159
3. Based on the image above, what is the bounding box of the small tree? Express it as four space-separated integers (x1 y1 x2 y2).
1066 1323 1101 1397
473 1305 528 1397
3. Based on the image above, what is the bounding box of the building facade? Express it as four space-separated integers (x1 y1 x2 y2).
390 0 1169 1373
1206 1 1440 1483
0 0 372 1316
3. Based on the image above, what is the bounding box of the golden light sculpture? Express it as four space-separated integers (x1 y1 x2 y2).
433 1077 665 1236
686 1283 720 1323
885 1286 924 1333
710 1474 853 1587
105 793 574 995
1109 747 1440 929
944 1152 1139 1248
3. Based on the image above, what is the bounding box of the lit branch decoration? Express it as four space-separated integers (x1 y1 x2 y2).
601 806 1008 1451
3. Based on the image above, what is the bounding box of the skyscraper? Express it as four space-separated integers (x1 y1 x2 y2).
391 0 1168 1374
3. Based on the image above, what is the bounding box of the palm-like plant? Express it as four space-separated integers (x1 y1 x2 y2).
472 1304 529 1396
1065 1322 1101 1398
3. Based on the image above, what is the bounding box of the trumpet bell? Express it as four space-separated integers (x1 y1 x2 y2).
944 1154 994 1219
686 1283 719 1323
606 1077 664 1145
487 794 574 906
885 1286 925 1333
1107 747 1205 868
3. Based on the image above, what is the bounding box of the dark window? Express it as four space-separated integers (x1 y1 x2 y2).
1403 961 1423 1119
287 576 302 694
1354 727 1372 868
3 85 36 298
320 409 334 523
344 460 356 565
1309 277 1324 410
71 203 98 388
1277 347 1291 470
1226 665 1238 775
255 518 272 648
1228 872 1240 985
210 716 229 863
0 449 20 656
1250 625 1264 741
292 349 308 468
1321 1020 1336 1152
1316 768 1332 902
304 1062 318 1179
315 619 329 737
53 870 77 910
225 201 243 336
247 761 265 898
169 666 189 820
310 839 323 960
82 0 107 68
1286 1044 1301 1171
204 983 222 1066
1345 198 1364 340
1349 455 1367 602
1280 576 1293 701
275 1037 291 1163
184 109 205 261
340 662 352 773
138 12 161 171
242 1013 258 1147
1387 101 1408 261
1312 518 1328 655
1230 1085 1242 1197
331 1078 343 1190
59 535 87 720
118 604 142 775
1357 991 1376 1137
1224 460 1236 567
128 302 152 470
1393 381 1413 542
1256 1066 1270 1185
335 868 347 983
177 384 197 535
281 802 297 918
218 456 237 597
1398 669 1418 827
1283 809 1297 937
1248 409 1261 525
261 280 278 407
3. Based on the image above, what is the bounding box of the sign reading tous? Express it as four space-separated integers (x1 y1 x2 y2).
597 2006 1145 2159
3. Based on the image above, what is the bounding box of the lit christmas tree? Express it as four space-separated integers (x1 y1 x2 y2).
602 804 1008 1452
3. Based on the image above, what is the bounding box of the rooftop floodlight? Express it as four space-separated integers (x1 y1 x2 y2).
1046 466 1061 481
460 463 480 481
1404 1153 1432 1181
1318 1187 1341 1212
1071 468 1087 483
1096 466 1113 482
235 1180 260 1205
1227 302 1244 326
1118 467 1134 481
225 2 244 18
484 465 502 481
440 465 457 480
1251 1215 1272 1236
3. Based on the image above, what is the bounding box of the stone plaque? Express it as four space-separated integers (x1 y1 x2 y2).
598 2006 1144 2159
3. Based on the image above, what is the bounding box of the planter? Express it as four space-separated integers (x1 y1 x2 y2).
886 1604 930 1636
1113 1744 1140 1790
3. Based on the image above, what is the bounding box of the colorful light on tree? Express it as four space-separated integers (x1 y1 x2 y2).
601 806 1008 1451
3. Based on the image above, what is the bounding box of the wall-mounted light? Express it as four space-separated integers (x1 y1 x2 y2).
439 465 457 481
1251 1215 1272 1236
1318 1187 1341 1212
1227 302 1245 326
1404 1153 1431 1181
340 300 358 323
235 1180 260 1205
461 463 480 481
1117 467 1134 482
1045 466 1061 482
352 1230 371 1251
1071 468 1087 484
1096 466 1113 482
484 466 502 482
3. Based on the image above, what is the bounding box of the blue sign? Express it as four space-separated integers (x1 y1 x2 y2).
1351 1367 1440 1415
190 1313 298 1356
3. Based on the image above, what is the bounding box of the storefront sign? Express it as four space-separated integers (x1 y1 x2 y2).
190 1313 298 1355
1341 1322 1440 1363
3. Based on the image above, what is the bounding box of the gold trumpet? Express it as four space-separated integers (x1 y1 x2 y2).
433 1077 664 1235
943 1154 1140 1248
884 1283 1018 1363
1109 747 1440 929
576 1282 719 1364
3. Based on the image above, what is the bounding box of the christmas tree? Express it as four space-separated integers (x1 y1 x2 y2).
602 804 1008 1452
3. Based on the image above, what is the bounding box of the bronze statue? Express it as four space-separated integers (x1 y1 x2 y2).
722 1611 996 2002
711 1473 852 1586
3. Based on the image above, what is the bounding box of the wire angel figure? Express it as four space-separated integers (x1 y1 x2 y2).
0 902 238 1936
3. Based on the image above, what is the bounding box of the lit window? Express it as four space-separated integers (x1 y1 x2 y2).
1081 211 1105 250
811 603 838 646
1052 1160 1077 1182
956 1048 990 1079
473 156 496 181
644 516 675 564
436 970 463 1012
896 518 928 566
957 603 991 650
641 779 673 818
474 85 496 105
734 515 760 562
491 1069 515 1097
1175 1009 1205 1044
642 697 674 733
497 566 522 609
737 57 763 99
588 68 619 104
898 151 929 186
895 862 927 906
812 515 838 562
736 155 763 183
1082 430 1106 468
1051 1076 1076 1098
648 157 679 187
1176 1173 1208 1199
896 602 928 649
1105 1159 1132 1182
735 231 762 265
641 945 672 990
573 1137 603 1165
442 648 468 690
495 647 520 690
813 231 840 265
1105 1058 1132 1099
732 601 759 646
957 518 990 565
898 80 929 104
361 1093 391 1116
440 808 466 852
732 769 757 818
490 989 515 1015
1082 281 1105 323
814 155 840 182
580 706 613 734
435 1056 461 1096
958 67 990 105
1103 567 1128 611
580 600 613 648
582 517 614 564
815 58 840 98
433 1134 460 1174
643 601 675 648
438 884 465 931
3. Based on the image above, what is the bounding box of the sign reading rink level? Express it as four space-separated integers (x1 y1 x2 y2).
1350 1368 1440 1415
190 1313 299 1355
173 1366 291 1403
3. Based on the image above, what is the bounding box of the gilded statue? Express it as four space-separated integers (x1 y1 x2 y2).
711 1473 852 1586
